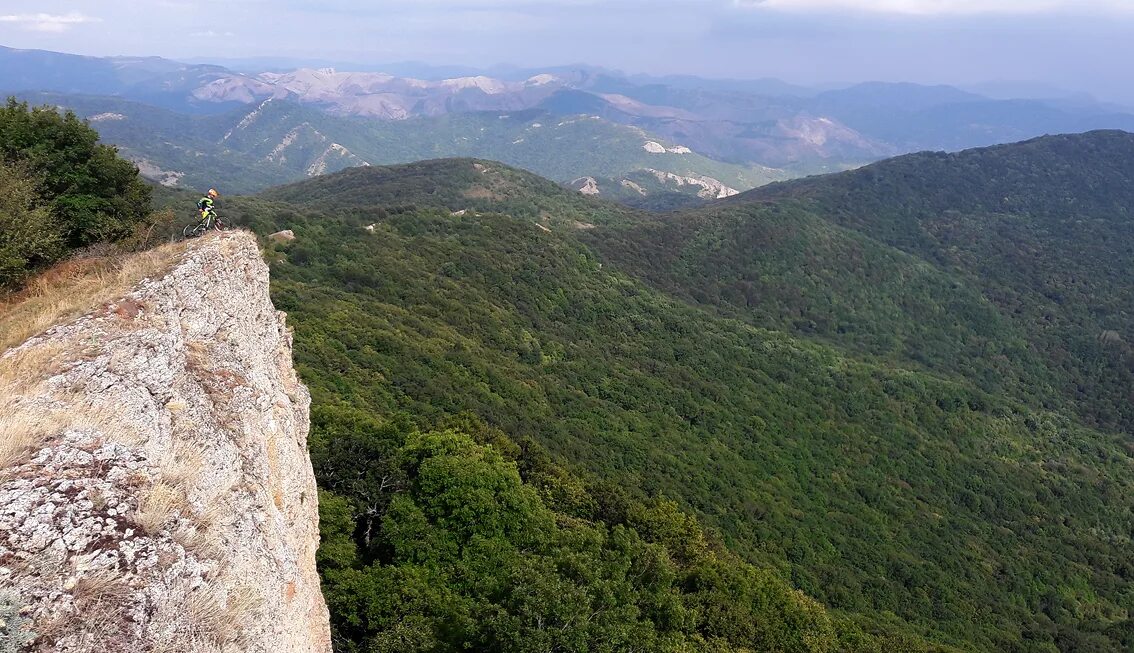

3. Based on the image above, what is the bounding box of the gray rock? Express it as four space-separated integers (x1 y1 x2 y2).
268 229 296 243
0 232 330 653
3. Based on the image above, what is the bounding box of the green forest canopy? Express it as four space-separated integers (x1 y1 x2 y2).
224 137 1134 653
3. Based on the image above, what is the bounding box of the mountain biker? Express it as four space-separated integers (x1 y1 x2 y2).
197 188 219 225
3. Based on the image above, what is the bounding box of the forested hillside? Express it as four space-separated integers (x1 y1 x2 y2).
6 36 1134 653
737 131 1134 432
224 139 1134 652
259 158 633 228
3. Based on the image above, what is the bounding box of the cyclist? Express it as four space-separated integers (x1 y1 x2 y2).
196 188 219 226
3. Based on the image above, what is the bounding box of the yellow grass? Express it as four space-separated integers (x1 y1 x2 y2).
171 486 237 562
190 583 264 647
0 339 66 389
157 439 205 488
0 334 140 471
0 409 52 471
0 241 187 471
133 482 189 535
148 582 264 652
71 569 131 604
0 344 63 468
0 400 134 472
0 240 189 354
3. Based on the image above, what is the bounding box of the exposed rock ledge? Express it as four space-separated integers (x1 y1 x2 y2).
0 232 331 652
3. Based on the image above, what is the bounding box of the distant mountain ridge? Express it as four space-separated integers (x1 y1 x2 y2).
7 45 1134 181
21 92 781 195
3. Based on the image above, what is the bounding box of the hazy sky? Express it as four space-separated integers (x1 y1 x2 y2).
2 0 1132 102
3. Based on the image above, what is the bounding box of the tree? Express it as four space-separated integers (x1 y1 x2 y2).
0 97 151 249
309 405 408 555
0 161 61 288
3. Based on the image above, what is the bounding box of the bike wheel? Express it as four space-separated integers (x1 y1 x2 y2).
213 216 229 231
183 222 206 238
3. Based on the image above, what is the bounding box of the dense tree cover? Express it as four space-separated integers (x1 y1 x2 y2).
583 202 1054 402
0 98 153 288
312 408 945 652
740 131 1134 432
229 172 1134 652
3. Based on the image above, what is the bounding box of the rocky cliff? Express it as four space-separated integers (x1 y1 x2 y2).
0 232 331 652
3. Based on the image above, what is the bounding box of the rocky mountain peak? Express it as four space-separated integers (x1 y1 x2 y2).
0 232 330 652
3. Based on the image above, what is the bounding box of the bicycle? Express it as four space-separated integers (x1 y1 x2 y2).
183 213 230 238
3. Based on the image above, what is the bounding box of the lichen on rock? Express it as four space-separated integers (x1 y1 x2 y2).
0 232 330 653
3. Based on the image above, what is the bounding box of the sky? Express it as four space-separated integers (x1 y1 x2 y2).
1 0 1132 103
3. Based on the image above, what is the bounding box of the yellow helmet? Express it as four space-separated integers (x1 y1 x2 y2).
207 188 219 198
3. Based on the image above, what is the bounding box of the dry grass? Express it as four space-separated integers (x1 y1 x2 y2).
169 522 208 557
188 583 264 647
71 569 131 605
0 339 66 388
149 637 223 653
156 440 205 489
0 398 136 472
0 345 67 443
0 242 181 471
0 343 62 469
30 569 135 651
170 499 230 562
69 581 135 651
170 487 236 564
184 340 209 368
0 240 188 354
191 493 233 533
147 582 264 652
132 482 189 535
0 410 54 471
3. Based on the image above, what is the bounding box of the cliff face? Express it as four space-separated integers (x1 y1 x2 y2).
0 232 331 652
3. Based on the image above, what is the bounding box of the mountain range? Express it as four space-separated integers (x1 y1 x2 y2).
7 45 1134 203
17 91 780 197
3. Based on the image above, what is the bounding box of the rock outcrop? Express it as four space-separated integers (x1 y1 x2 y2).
0 232 331 652
570 176 600 196
644 168 740 199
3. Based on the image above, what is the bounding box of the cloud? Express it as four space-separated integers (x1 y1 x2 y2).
0 12 101 32
733 0 1132 15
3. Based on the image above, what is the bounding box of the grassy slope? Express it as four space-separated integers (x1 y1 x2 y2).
227 153 1134 652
